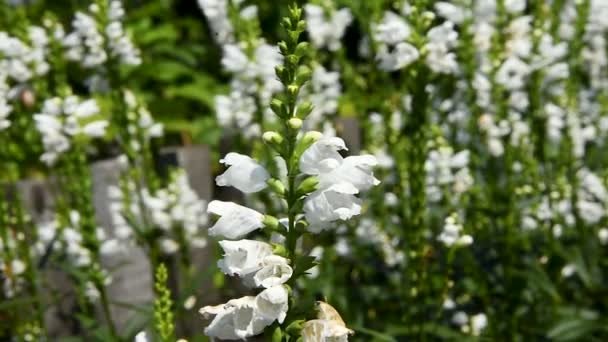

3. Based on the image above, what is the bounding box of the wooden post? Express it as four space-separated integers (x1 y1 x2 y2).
336 117 361 154
159 145 218 337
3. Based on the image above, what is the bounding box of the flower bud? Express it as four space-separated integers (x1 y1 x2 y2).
263 131 284 145
270 98 285 117
267 178 286 195
288 117 303 129
294 42 309 57
286 320 305 335
278 41 289 55
263 215 280 230
301 130 322 145
296 101 314 119
281 17 292 29
287 84 299 98
296 20 306 32
272 243 288 257
297 176 319 195
295 66 312 86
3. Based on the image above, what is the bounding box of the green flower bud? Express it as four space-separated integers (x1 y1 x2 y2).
275 65 288 83
272 243 288 257
267 178 286 195
297 176 319 195
301 130 322 145
296 20 306 32
263 131 284 145
288 117 303 129
263 215 280 230
294 42 309 57
278 41 289 55
287 84 300 97
287 54 300 67
296 101 314 119
270 98 285 117
271 326 283 342
286 320 305 335
295 66 312 86
281 17 292 29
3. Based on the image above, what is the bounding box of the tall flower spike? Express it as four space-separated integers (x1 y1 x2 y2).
201 4 376 340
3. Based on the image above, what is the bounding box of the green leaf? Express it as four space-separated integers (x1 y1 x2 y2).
351 325 397 342
292 255 318 278
272 326 283 342
548 318 601 341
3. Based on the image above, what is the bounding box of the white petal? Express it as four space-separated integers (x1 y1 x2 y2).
217 239 273 276
216 152 269 193
208 201 264 239
253 255 293 288
255 285 289 324
300 137 346 175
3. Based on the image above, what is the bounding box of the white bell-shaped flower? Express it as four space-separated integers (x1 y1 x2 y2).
217 239 273 277
216 152 269 193
207 200 265 239
302 320 352 342
302 302 353 341
318 155 380 192
253 255 293 288
300 137 347 175
304 184 362 232
199 296 270 340
255 285 289 324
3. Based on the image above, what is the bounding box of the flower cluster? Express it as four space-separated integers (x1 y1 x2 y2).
304 4 353 52
64 0 140 68
106 168 208 255
33 95 106 165
425 145 473 203
0 27 50 84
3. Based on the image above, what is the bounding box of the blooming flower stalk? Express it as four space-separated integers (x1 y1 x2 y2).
199 4 378 340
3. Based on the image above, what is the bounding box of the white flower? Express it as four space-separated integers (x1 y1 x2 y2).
134 331 148 342
471 313 488 336
374 11 410 45
305 5 353 51
207 201 265 239
561 263 577 277
300 137 346 175
304 184 362 232
496 56 529 90
82 120 108 137
253 255 293 288
200 287 288 340
10 259 26 276
376 42 419 71
302 302 353 342
160 238 180 254
255 285 289 324
300 138 379 191
216 152 269 193
217 239 273 276
598 228 608 245
317 155 380 192
434 2 466 24
200 296 268 340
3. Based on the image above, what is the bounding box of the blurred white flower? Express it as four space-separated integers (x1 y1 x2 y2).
305 5 353 51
